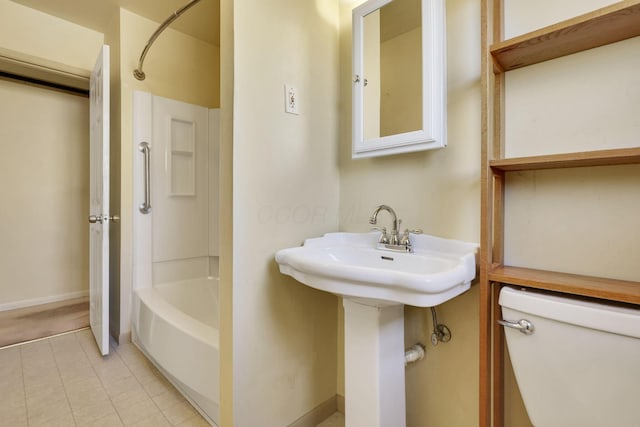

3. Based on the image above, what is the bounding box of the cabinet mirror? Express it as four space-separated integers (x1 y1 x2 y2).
352 0 446 158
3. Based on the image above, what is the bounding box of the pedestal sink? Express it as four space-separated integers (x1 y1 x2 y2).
275 232 478 427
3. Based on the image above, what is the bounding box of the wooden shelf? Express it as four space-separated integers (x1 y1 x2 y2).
491 0 640 71
481 2 640 425
489 147 640 171
489 265 640 305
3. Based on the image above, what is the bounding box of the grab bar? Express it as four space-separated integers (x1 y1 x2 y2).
139 142 152 214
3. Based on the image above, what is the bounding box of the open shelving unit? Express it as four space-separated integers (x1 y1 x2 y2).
489 266 640 305
491 1 640 71
490 147 640 171
480 1 640 426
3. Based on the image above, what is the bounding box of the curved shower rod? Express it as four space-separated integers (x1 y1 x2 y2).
133 0 203 81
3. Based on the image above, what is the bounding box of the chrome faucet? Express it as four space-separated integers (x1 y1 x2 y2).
369 204 400 245
369 204 422 252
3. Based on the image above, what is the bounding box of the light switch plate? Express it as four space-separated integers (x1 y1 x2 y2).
284 84 299 115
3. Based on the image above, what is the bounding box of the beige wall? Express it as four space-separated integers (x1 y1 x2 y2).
363 10 381 139
230 0 341 424
119 9 220 109
0 0 102 310
0 79 89 308
116 8 220 340
0 0 103 73
338 1 481 426
218 0 233 424
503 0 617 39
380 26 421 136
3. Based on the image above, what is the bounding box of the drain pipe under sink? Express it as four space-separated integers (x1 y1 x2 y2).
405 343 426 365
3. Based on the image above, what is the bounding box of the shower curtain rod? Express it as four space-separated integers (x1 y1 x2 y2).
133 0 203 81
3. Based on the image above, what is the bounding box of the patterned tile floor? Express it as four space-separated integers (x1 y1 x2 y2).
0 329 209 426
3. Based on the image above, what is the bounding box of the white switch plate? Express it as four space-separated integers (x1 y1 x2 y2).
284 84 299 115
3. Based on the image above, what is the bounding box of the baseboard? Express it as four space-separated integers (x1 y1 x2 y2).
0 327 90 350
288 395 339 427
0 290 89 312
337 394 345 414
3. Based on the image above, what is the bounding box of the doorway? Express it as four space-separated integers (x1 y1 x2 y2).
0 75 90 347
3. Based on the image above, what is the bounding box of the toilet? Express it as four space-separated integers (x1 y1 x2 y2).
499 286 640 427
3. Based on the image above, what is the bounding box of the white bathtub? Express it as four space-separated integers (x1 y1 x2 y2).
132 277 219 426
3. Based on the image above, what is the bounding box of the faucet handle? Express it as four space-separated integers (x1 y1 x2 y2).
400 228 423 245
371 226 389 244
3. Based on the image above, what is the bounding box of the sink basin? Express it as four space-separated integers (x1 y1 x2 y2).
275 232 478 307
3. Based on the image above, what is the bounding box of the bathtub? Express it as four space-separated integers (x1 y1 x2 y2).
132 277 219 426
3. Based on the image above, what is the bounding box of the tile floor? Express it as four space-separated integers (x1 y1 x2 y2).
0 328 346 427
0 297 88 348
316 412 345 427
0 328 209 426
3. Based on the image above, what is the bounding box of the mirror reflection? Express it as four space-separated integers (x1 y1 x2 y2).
363 0 422 140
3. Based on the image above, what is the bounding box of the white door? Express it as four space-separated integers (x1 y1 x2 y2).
89 45 110 356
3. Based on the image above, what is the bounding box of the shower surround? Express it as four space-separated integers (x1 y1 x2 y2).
131 91 220 426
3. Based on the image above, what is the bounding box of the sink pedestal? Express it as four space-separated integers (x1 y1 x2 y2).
343 299 406 427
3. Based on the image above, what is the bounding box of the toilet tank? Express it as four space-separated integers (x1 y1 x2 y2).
499 286 640 427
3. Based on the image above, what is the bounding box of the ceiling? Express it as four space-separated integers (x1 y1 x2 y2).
9 0 220 45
